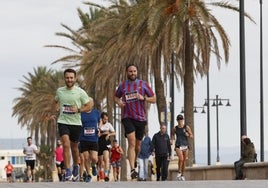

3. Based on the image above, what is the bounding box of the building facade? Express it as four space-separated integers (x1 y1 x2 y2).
0 149 25 181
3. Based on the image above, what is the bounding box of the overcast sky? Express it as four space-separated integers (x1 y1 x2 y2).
0 0 267 164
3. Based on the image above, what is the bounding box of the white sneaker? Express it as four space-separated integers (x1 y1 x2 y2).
176 173 182 180
180 176 185 181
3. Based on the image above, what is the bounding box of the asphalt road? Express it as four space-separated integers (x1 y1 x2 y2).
1 180 268 188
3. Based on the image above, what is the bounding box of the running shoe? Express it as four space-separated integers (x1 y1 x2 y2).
85 175 92 182
104 176 109 182
177 172 182 181
72 165 79 182
130 169 138 179
92 166 97 176
65 168 72 181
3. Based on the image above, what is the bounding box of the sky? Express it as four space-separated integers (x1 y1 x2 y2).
0 0 267 164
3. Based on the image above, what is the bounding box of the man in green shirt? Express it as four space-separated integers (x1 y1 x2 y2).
54 68 93 181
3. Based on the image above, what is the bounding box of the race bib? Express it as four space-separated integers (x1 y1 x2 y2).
62 104 75 114
84 127 95 136
125 90 138 103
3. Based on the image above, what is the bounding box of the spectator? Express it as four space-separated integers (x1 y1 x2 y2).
152 123 171 181
234 135 256 180
138 134 153 181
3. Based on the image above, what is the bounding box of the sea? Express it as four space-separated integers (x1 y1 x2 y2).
0 138 266 165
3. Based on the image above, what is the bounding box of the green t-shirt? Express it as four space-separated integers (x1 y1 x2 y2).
55 85 91 126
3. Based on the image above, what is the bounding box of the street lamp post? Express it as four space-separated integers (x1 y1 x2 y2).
206 72 211 165
259 0 264 162
204 95 231 164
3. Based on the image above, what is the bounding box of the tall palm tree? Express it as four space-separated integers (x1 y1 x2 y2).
12 67 53 144
161 0 251 165
45 7 111 111
12 67 64 150
94 0 249 165
13 67 65 178
85 0 229 166
47 0 253 167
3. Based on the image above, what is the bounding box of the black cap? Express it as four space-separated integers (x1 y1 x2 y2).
176 114 184 120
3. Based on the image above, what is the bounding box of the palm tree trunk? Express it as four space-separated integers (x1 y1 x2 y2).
152 46 167 125
34 124 39 146
184 19 195 166
120 129 127 181
107 80 115 137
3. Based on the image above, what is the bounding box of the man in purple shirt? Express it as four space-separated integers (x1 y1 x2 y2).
115 64 156 179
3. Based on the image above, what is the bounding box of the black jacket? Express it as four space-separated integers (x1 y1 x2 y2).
152 131 171 157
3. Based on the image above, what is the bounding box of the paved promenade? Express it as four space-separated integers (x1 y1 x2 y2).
1 180 268 188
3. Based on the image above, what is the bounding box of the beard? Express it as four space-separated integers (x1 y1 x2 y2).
127 74 137 81
65 81 75 88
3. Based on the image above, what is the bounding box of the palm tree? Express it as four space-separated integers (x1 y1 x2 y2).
46 0 253 167
12 67 64 176
160 0 249 165
83 0 244 166
12 67 54 144
36 145 54 181
45 7 111 111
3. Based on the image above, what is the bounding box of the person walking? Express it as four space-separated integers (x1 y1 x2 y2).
110 139 124 181
138 134 153 181
234 135 256 180
114 64 156 179
79 108 100 182
171 114 193 181
97 112 116 181
4 161 14 183
152 124 171 181
23 136 39 182
54 139 65 181
53 68 94 181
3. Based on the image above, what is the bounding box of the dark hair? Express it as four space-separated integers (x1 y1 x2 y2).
244 138 251 145
64 68 76 77
101 112 108 119
176 114 184 120
160 123 166 127
126 63 138 71
27 136 32 140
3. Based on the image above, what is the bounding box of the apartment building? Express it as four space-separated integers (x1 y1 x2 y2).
0 149 25 181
